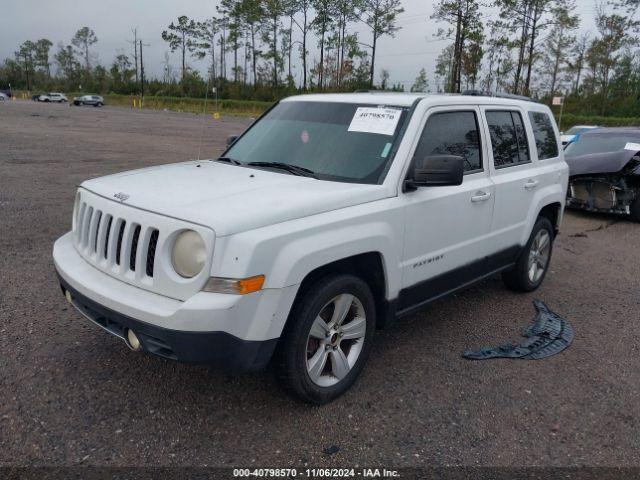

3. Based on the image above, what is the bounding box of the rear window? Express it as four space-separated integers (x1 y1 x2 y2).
486 110 531 168
528 111 558 160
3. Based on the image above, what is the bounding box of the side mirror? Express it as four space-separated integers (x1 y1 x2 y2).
408 155 464 189
226 135 238 147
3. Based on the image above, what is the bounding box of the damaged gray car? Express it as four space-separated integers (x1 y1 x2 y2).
565 128 640 221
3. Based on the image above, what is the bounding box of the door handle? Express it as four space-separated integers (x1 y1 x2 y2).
524 179 539 190
471 191 491 203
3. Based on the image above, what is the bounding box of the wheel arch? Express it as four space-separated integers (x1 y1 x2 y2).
537 201 563 236
286 252 393 331
521 183 566 245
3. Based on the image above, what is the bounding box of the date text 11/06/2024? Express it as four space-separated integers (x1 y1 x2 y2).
232 468 400 478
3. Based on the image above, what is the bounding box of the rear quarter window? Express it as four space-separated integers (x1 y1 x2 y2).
528 111 559 160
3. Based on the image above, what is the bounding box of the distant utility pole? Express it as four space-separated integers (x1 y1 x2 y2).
139 39 150 105
20 52 31 91
127 27 139 85
140 40 145 103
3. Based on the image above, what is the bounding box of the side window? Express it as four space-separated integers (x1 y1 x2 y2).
486 110 531 168
528 111 559 160
413 111 482 173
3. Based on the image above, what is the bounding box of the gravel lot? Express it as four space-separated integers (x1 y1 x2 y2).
1 100 639 469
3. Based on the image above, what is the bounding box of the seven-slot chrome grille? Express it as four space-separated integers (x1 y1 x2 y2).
72 188 215 301
75 202 160 280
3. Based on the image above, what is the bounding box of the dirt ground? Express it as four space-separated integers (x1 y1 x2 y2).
1 100 639 469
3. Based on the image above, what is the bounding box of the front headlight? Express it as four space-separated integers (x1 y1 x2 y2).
171 230 206 278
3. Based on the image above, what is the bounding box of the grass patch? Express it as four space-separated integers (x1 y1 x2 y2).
103 94 272 117
556 113 640 130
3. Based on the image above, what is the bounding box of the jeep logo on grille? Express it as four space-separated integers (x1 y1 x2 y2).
113 192 130 202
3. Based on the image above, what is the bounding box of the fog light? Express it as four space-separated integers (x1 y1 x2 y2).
65 290 72 304
127 329 141 351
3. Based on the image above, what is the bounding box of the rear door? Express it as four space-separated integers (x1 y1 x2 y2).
399 106 496 309
481 107 538 251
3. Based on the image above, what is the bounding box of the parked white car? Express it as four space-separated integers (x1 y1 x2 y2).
53 92 568 404
73 94 104 107
0 92 8 101
560 125 599 146
38 92 68 103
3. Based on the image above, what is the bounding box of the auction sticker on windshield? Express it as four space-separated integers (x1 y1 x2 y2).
348 107 402 136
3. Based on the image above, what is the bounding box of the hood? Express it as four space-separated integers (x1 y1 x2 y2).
566 150 640 176
80 161 389 236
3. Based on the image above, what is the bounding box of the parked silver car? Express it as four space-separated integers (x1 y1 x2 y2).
73 95 104 107
38 92 68 103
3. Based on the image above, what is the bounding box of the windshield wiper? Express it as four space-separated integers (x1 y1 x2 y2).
246 161 318 179
215 156 242 165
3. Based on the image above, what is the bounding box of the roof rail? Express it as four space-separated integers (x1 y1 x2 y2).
352 89 412 94
461 89 537 102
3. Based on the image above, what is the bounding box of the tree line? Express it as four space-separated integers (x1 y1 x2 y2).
431 0 640 116
1 0 639 116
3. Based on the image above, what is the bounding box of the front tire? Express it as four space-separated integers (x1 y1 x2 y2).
275 274 376 404
502 217 554 292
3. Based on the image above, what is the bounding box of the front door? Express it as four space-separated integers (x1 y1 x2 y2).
399 106 495 311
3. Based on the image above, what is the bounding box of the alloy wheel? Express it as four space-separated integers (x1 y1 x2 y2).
305 293 367 387
528 229 551 283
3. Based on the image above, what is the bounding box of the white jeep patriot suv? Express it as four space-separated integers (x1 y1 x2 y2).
53 92 568 404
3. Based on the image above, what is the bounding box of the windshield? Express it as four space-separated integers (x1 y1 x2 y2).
565 133 640 156
223 101 409 184
565 126 596 135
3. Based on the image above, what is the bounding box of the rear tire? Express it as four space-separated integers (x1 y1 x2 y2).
275 274 376 405
502 217 554 292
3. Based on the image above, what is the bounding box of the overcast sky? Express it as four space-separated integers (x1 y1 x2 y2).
0 0 599 89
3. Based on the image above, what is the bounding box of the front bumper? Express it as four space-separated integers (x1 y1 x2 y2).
58 275 277 370
566 195 631 216
53 232 298 371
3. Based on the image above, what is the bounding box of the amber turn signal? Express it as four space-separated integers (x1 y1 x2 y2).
203 275 265 295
